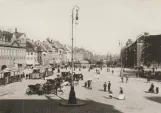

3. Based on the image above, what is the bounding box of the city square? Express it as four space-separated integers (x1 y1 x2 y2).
1 0 161 113
0 68 161 113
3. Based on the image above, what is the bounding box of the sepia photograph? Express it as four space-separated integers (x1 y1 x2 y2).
0 0 161 113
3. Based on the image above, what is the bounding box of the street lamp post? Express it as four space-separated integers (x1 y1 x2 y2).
68 5 79 104
119 41 123 73
134 49 136 68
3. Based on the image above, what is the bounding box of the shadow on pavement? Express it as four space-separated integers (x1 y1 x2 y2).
0 98 123 113
98 89 105 92
103 96 119 100
145 96 161 104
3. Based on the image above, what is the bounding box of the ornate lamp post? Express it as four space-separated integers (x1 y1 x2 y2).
68 5 79 104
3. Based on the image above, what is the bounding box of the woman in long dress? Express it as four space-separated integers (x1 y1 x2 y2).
119 87 125 100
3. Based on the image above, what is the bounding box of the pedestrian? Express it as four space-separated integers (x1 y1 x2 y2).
125 75 128 83
121 76 124 83
112 70 114 75
58 68 60 73
97 70 100 79
38 84 43 95
103 82 107 92
108 81 111 92
148 83 155 93
156 87 159 94
147 70 151 83
89 80 92 90
26 74 28 80
55 82 59 95
119 87 125 100
88 80 90 89
136 69 138 77
85 81 87 88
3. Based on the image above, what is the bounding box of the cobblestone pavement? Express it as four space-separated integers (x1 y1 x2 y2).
0 68 161 113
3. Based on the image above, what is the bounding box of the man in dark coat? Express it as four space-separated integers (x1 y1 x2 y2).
103 82 107 92
58 68 60 73
88 80 90 89
108 81 111 92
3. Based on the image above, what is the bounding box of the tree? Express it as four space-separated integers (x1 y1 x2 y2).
96 60 104 67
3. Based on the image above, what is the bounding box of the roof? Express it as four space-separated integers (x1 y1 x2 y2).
34 41 47 52
40 43 47 52
53 41 62 49
2 31 13 39
26 40 36 52
14 32 24 38
56 41 64 49
63 45 69 51
42 42 52 52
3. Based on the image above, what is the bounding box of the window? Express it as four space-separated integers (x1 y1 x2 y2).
28 52 29 55
31 52 33 55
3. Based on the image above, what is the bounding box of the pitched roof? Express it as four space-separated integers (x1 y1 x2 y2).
34 41 46 52
26 40 36 52
63 45 69 51
40 43 47 52
55 41 64 49
52 40 60 49
42 42 52 52
14 32 24 38
2 31 13 39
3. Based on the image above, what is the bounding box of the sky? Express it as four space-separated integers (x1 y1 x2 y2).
1 0 161 55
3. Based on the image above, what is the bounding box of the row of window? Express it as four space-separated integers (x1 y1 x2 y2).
0 48 26 57
26 57 37 61
27 52 37 55
0 56 25 60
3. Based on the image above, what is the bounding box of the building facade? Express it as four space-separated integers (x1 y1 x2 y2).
121 34 146 68
0 29 26 70
26 39 38 66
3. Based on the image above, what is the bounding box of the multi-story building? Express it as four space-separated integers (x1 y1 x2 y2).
73 47 84 61
26 39 38 67
64 45 71 62
42 41 53 65
35 40 47 65
0 28 26 70
65 45 72 62
46 38 60 66
54 41 65 63
121 33 147 68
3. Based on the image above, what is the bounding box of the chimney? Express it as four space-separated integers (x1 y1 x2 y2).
15 28 18 33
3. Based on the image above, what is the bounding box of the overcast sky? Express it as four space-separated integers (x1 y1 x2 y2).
0 0 161 55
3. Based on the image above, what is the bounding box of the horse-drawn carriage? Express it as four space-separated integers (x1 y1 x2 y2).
26 77 63 95
0 68 23 86
73 73 83 80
